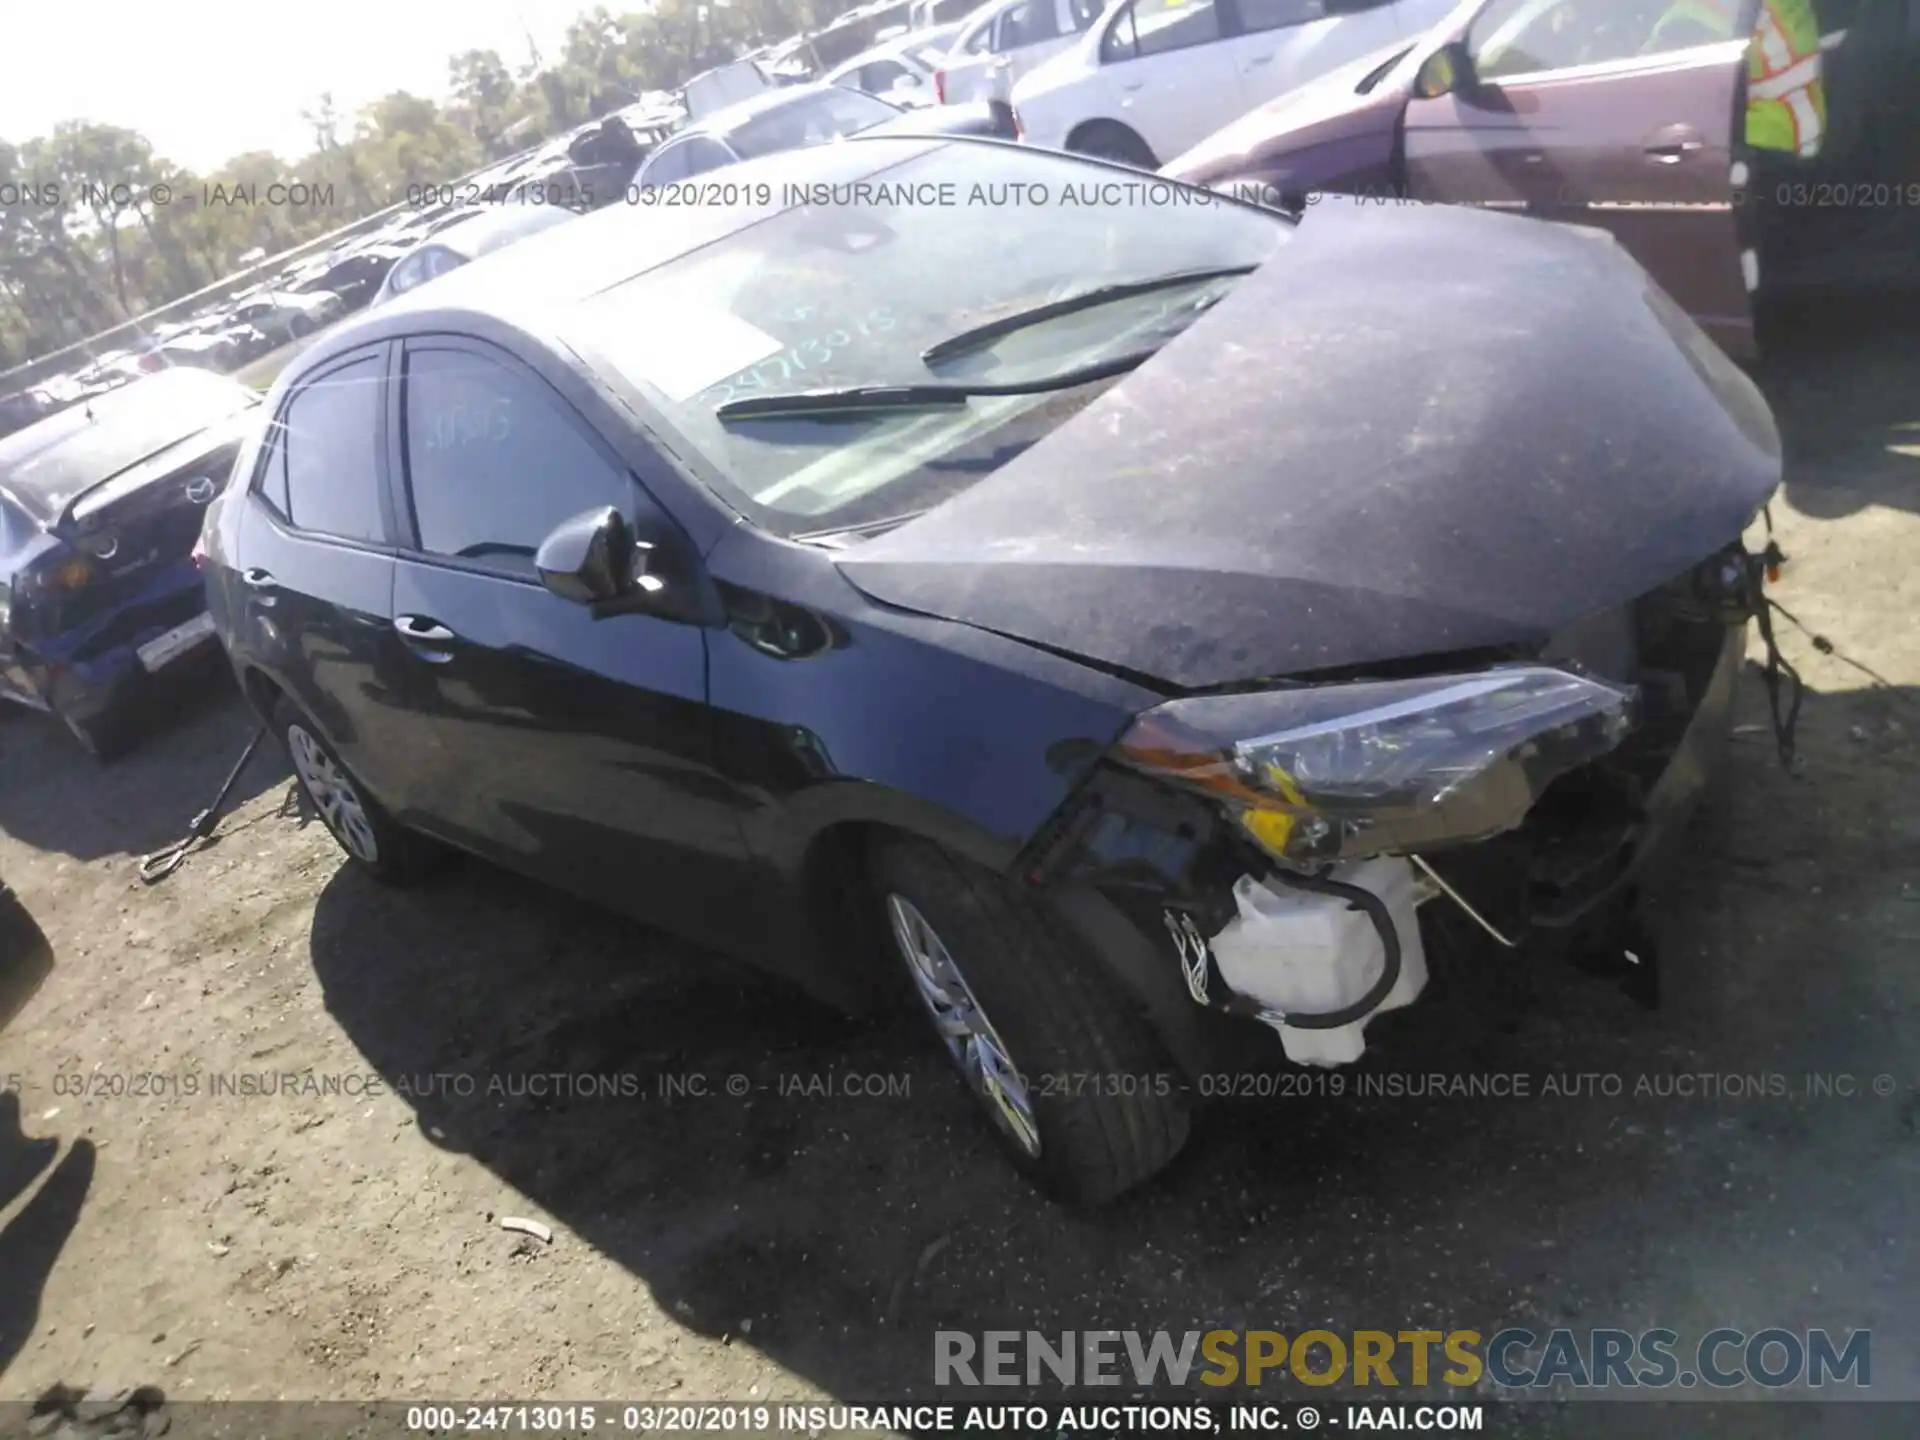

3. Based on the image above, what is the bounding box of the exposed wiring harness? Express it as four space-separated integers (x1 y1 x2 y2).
1749 536 1806 775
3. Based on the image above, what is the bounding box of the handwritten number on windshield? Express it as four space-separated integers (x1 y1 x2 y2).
702 308 896 408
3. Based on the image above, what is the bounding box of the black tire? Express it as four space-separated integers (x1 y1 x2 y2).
271 699 440 884
54 703 133 763
871 836 1191 1205
1068 122 1157 171
289 314 315 338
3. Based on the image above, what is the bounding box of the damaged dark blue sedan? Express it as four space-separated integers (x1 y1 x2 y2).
203 136 1781 1203
1 370 261 756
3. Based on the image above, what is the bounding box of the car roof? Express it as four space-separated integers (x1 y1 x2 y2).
830 26 955 71
683 81 854 136
435 203 580 259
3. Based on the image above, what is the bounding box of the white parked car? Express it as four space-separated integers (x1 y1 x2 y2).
933 0 1111 112
823 23 966 106
1010 0 1456 168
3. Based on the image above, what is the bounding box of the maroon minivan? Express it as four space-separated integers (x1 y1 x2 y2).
1163 0 1919 358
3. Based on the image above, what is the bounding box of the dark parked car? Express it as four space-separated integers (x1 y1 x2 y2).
204 136 1778 1202
633 83 1011 185
1162 0 1920 359
2 370 261 757
288 248 404 310
369 203 582 308
0 389 59 442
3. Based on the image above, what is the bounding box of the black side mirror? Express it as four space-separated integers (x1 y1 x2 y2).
535 506 662 606
1414 39 1474 101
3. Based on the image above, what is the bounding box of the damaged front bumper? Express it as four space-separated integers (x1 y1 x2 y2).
1023 546 1759 1074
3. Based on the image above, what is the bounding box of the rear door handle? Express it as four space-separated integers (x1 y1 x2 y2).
1244 52 1274 65
242 567 275 589
394 614 457 645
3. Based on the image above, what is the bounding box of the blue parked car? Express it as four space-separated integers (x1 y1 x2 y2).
0 369 262 758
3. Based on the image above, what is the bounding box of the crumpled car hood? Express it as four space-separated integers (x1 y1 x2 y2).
835 198 1780 690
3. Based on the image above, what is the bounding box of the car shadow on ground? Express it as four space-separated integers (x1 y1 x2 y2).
0 671 288 864
306 654 1920 1407
1756 294 1920 519
0 883 53 1037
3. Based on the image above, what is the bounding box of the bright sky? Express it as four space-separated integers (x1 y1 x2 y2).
1 0 603 173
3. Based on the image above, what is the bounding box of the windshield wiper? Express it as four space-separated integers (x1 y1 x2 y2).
713 347 1157 423
919 264 1259 365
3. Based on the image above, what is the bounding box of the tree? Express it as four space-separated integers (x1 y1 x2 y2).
448 49 524 157
1 0 847 371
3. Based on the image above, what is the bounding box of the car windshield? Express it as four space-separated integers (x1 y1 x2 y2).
573 142 1289 538
0 370 257 522
727 89 902 158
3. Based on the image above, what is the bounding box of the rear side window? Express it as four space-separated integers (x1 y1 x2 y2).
1000 0 1065 47
276 356 387 543
1109 0 1221 57
400 346 636 576
644 142 694 184
1233 0 1324 31
677 137 738 176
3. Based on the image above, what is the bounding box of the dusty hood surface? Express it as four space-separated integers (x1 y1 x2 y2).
836 198 1781 690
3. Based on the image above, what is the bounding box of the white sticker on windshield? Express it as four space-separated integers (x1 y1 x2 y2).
587 302 783 403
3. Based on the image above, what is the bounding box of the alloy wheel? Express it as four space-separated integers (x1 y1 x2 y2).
885 893 1041 1157
287 723 380 863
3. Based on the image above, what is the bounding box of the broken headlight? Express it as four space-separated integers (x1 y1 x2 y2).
1114 666 1637 864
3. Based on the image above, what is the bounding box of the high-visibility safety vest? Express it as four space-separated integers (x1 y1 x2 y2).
1652 0 1826 157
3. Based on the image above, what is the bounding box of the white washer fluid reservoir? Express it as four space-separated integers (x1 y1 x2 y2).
1207 856 1429 1067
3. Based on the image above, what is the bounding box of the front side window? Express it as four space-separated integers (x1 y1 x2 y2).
400 346 634 576
727 90 901 157
571 140 1289 539
1468 0 1731 80
277 356 386 543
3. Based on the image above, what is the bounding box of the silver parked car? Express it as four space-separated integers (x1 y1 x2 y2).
933 0 1109 111
823 23 966 106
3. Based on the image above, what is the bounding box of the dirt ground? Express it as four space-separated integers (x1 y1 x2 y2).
0 301 1916 1432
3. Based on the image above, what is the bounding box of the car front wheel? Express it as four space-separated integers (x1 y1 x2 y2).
872 836 1191 1204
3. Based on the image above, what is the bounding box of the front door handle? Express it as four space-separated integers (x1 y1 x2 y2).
394 615 457 645
1244 52 1274 65
242 567 275 588
1644 126 1705 164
